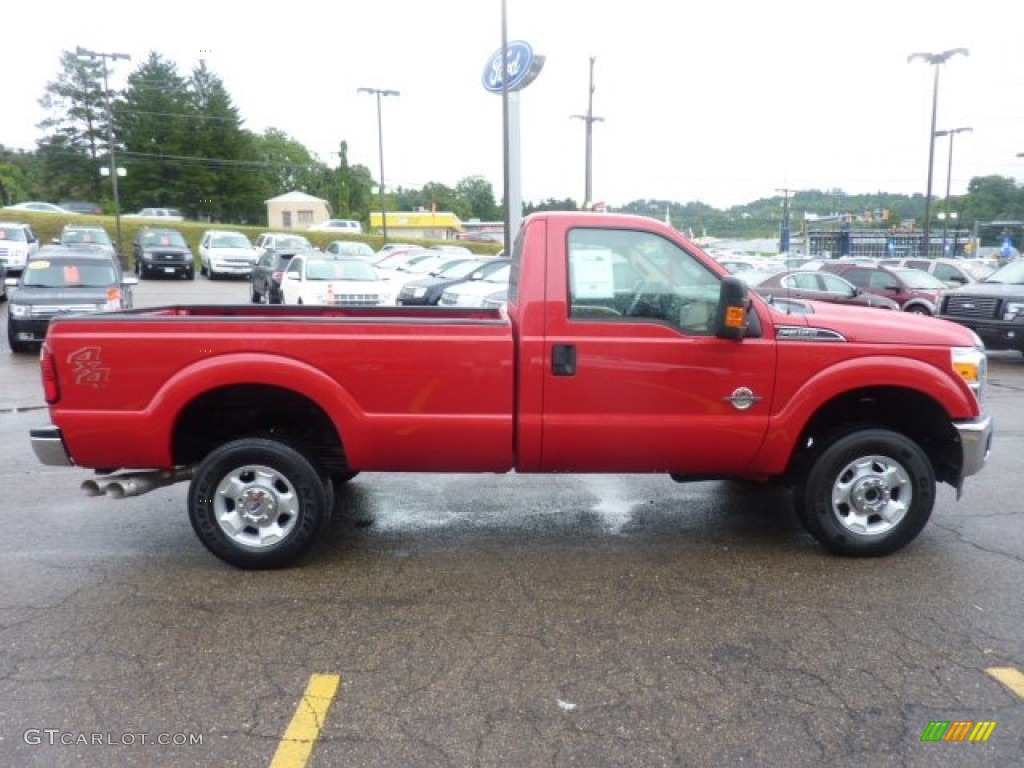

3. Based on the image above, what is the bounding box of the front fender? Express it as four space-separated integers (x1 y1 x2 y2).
751 354 976 475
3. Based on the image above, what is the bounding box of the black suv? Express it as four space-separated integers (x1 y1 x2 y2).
133 227 194 279
251 248 311 304
6 247 137 353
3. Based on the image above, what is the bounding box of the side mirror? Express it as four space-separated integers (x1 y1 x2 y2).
714 276 750 340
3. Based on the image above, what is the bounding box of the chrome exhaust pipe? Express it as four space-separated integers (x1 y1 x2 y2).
81 476 120 497
82 468 194 499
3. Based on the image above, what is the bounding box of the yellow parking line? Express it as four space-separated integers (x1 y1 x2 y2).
986 667 1024 700
270 674 341 768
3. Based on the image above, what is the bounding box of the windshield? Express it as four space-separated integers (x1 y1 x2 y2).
143 231 187 248
984 260 1024 284
892 268 947 290
484 264 511 283
23 261 117 288
62 228 112 246
0 227 28 242
278 235 312 250
305 259 377 281
439 259 486 278
211 234 251 248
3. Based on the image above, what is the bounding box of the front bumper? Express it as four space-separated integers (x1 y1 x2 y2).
8 317 51 343
30 426 73 466
955 414 994 488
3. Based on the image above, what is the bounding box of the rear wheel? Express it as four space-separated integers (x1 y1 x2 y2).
795 428 935 557
188 438 330 569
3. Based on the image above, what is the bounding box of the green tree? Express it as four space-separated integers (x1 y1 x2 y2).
455 175 499 220
185 60 264 223
115 52 194 211
36 50 109 202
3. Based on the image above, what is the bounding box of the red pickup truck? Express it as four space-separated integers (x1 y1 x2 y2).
29 212 993 569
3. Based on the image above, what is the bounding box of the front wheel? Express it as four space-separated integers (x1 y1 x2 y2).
188 438 329 569
795 428 935 557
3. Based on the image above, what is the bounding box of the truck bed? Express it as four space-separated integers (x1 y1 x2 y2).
43 304 515 472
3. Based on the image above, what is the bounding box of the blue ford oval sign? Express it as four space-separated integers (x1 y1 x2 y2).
482 41 545 93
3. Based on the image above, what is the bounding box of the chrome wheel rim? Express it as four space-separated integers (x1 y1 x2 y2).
213 463 300 549
829 454 911 536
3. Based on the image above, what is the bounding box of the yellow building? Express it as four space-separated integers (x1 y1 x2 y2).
369 211 463 240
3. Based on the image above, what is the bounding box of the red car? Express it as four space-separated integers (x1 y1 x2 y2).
818 262 946 315
749 269 900 310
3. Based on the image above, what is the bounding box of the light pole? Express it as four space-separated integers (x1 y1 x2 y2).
76 45 130 260
935 126 972 256
776 188 793 254
357 87 400 241
571 56 604 209
908 48 968 257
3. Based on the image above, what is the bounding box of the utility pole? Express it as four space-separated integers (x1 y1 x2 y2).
76 46 130 260
776 188 793 254
571 57 604 209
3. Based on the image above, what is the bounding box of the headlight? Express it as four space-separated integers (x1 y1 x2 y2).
9 303 30 318
952 345 986 403
1002 301 1024 321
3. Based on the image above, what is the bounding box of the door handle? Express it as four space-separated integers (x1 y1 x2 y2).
552 344 576 376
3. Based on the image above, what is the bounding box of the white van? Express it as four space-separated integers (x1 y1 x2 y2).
310 219 364 234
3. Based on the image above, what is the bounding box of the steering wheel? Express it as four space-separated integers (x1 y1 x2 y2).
626 280 662 317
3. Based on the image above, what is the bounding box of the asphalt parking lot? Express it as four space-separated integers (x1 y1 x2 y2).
1 276 1023 767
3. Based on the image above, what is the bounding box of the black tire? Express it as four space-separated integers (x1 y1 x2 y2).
188 438 329 569
795 429 935 557
7 325 33 354
250 283 261 303
185 266 195 280
200 262 208 278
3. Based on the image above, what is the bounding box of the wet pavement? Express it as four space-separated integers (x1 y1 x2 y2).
0 277 1021 766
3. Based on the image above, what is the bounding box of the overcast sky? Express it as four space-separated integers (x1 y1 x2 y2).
5 0 1023 209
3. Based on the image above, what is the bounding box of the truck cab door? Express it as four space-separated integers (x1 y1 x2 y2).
534 226 777 474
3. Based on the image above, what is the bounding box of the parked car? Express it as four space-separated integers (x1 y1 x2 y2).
375 243 417 257
877 257 993 288
124 207 184 221
373 248 439 273
324 240 375 260
56 224 117 261
818 262 946 314
280 255 393 306
57 200 103 215
937 259 1024 353
2 201 77 215
431 244 473 256
0 261 6 301
748 270 901 310
439 262 511 307
396 258 507 306
254 232 314 259
132 227 194 279
250 247 313 304
5 248 137 352
309 219 363 234
199 230 258 278
716 256 785 274
0 221 40 274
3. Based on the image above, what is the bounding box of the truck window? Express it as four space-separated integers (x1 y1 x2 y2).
567 228 721 333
